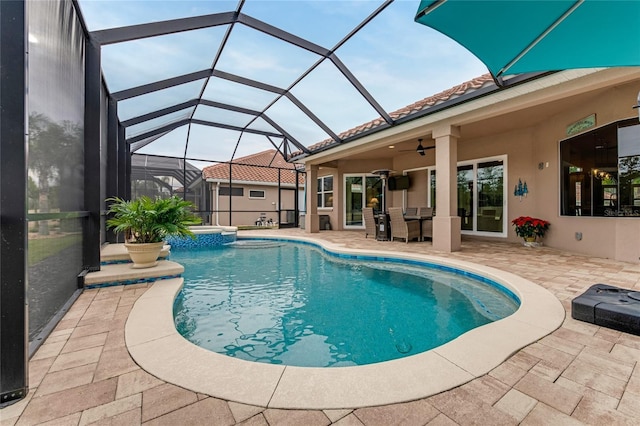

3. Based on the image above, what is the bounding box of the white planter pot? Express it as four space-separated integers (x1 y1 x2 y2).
125 242 165 269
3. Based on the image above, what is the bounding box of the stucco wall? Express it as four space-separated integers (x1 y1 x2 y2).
403 169 429 207
455 79 640 263
528 79 640 262
211 183 298 227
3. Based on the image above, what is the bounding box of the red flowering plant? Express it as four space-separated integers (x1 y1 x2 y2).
511 216 550 239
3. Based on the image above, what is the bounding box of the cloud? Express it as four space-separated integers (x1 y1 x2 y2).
215 24 320 87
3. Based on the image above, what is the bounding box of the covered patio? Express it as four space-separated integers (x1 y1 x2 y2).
298 67 640 258
3 230 640 424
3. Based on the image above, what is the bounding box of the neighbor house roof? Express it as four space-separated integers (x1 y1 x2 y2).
202 150 302 185
293 74 495 156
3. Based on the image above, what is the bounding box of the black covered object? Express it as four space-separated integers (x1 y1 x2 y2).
572 284 640 335
388 175 410 191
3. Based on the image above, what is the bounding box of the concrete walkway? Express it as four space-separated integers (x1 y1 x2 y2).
3 229 640 425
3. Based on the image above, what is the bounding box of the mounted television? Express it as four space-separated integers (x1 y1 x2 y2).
388 175 410 191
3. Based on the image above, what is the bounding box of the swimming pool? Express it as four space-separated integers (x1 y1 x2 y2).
125 233 564 408
172 239 519 367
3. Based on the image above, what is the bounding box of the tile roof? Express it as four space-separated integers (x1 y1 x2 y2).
202 149 302 185
293 74 495 156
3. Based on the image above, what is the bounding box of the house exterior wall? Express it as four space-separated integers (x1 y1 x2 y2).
210 182 298 226
522 78 640 263
402 169 429 207
306 70 640 262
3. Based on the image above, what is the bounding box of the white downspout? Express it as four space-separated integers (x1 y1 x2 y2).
215 182 221 226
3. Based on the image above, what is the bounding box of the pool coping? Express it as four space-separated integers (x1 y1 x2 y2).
125 234 565 409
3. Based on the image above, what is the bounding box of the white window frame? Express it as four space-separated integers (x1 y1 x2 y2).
343 173 379 229
248 189 266 199
317 175 334 209
458 154 508 238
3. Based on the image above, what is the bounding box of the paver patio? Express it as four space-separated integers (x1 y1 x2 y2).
2 229 640 425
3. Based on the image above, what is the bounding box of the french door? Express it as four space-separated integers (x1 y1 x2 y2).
427 156 506 236
457 158 506 236
344 175 383 228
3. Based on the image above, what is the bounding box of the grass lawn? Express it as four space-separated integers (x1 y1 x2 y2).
28 233 82 266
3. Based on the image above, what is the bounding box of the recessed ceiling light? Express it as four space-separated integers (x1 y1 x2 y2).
388 145 395 149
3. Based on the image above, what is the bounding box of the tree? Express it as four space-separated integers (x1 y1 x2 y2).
28 113 82 235
27 176 39 212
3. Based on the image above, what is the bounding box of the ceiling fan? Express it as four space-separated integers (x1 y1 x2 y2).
397 139 435 156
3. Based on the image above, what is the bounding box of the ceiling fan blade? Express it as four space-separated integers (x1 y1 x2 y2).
397 146 435 152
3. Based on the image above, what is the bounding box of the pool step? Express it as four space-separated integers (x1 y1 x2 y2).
84 260 184 289
100 243 170 265
86 243 181 289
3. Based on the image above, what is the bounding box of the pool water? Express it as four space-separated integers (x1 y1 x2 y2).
172 240 519 367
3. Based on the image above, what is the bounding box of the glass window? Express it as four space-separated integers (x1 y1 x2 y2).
219 186 244 197
249 190 265 199
429 169 437 211
365 176 383 214
561 119 640 217
345 176 363 226
457 165 474 231
317 176 333 208
344 175 383 227
477 161 504 232
454 157 506 235
618 124 640 214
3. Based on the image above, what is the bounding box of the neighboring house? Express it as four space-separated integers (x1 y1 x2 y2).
203 150 304 227
296 68 640 263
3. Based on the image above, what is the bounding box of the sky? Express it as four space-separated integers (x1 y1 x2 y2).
77 0 488 165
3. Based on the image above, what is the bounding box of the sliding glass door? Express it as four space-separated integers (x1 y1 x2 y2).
418 157 506 236
476 160 504 233
457 157 506 236
457 165 474 231
344 175 383 228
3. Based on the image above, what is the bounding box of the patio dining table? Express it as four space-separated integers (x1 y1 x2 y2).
403 214 432 241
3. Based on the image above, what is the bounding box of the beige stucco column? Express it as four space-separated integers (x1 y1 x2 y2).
432 125 461 252
305 164 320 233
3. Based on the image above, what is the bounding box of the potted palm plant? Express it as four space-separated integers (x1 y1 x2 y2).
106 196 201 268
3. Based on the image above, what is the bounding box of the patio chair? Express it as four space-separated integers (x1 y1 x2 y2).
363 207 376 239
255 213 267 226
418 207 433 240
405 207 417 216
389 207 420 243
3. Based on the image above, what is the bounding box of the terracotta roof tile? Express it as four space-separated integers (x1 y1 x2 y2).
291 74 494 157
202 150 302 185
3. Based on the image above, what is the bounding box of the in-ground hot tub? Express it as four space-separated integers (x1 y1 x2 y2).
166 226 237 248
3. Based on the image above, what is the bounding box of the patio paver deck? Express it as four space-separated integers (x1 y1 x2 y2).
3 229 640 425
